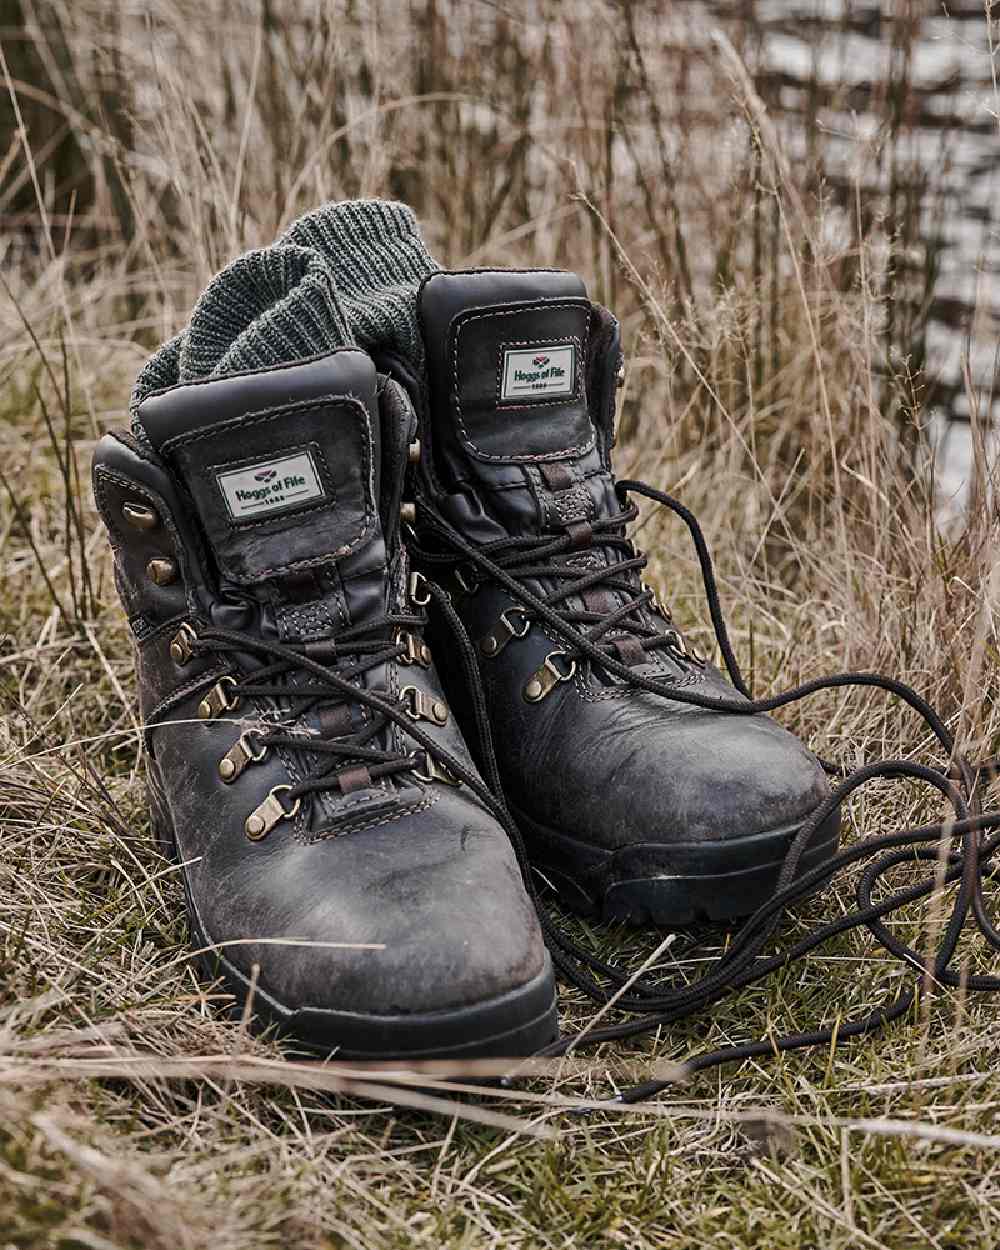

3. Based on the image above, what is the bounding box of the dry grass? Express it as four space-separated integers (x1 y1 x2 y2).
3 2 1000 1246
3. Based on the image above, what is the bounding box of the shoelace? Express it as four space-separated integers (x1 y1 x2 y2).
407 475 1000 1103
413 501 703 672
185 611 459 833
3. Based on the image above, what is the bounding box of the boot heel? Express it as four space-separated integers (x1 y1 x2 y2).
145 758 177 862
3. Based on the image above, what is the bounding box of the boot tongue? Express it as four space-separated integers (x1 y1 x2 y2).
136 350 385 628
418 269 617 540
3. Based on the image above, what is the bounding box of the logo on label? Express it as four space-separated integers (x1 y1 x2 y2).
501 343 576 402
216 450 325 521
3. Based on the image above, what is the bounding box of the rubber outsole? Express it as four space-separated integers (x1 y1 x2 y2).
148 775 558 1058
191 924 559 1060
512 803 842 927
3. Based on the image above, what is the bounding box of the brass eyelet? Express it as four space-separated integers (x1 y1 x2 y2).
662 628 704 666
411 751 461 787
400 685 448 725
197 675 240 720
409 570 431 607
245 785 301 840
641 581 671 621
146 557 178 586
123 501 158 530
218 729 268 782
479 607 531 657
395 629 432 667
169 623 197 665
523 650 577 703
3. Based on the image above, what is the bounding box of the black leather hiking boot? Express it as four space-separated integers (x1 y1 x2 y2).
92 348 556 1057
384 269 840 926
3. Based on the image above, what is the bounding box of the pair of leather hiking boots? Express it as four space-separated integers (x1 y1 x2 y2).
93 260 838 1059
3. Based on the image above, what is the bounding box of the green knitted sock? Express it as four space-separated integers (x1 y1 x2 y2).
130 244 354 419
279 199 440 367
131 330 185 421
130 199 438 423
179 244 354 379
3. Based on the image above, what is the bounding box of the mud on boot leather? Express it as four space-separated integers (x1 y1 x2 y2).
92 348 556 1057
386 268 840 925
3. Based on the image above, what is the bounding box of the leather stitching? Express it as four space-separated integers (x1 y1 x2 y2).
573 664 706 703
310 781 394 821
303 791 439 843
159 395 377 581
451 302 595 463
144 664 231 727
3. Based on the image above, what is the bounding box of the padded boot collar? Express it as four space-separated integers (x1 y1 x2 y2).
416 270 621 542
420 269 592 465
137 349 381 591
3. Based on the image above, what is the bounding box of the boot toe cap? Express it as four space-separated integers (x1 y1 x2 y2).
191 792 547 1024
654 712 830 844
541 700 830 849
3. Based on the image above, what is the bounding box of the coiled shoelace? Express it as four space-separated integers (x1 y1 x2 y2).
405 475 1000 1103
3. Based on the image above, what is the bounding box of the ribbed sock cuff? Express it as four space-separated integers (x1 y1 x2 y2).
179 245 354 380
280 199 440 365
130 245 354 419
130 198 437 423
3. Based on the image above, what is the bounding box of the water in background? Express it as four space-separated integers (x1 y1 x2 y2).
724 0 999 514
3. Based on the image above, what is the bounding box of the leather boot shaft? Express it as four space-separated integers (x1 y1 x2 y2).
93 348 557 1056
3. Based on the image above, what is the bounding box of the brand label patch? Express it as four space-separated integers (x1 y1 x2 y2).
500 344 576 402
216 450 324 521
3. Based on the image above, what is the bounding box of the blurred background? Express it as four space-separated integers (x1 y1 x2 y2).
2 0 998 517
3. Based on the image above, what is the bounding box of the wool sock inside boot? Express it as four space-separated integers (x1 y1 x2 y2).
130 199 439 423
279 199 440 368
130 244 354 418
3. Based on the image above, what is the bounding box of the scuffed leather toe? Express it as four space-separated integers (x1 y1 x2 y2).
603 702 829 849
512 677 828 852
186 788 546 1018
